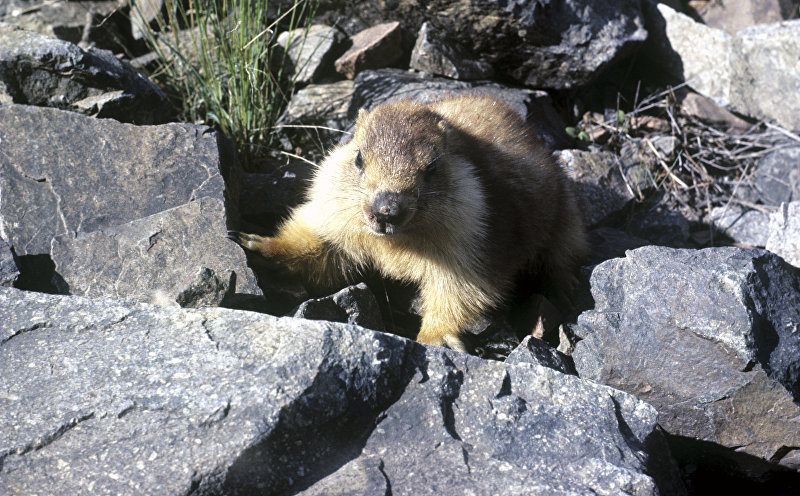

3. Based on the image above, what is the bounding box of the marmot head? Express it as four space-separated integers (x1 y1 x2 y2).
346 100 456 237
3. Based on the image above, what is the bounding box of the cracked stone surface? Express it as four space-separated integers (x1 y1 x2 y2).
0 104 233 258
0 287 683 495
51 197 262 306
0 24 168 123
572 246 800 477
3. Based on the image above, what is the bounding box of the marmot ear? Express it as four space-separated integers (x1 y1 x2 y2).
437 119 456 148
355 108 369 129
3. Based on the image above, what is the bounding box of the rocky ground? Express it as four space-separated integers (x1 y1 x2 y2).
2 0 800 494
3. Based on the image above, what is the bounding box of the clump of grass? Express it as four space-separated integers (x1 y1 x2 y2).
131 0 318 168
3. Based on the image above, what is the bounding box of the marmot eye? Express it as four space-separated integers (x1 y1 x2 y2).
424 156 439 177
355 150 364 171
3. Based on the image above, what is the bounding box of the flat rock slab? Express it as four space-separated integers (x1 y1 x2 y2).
51 197 262 305
0 104 233 257
350 69 570 149
0 25 168 123
573 246 800 476
335 21 404 79
0 287 682 495
277 24 344 84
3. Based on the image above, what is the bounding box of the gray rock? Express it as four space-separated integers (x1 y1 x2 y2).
277 24 344 84
325 0 647 89
0 104 234 259
0 287 684 495
654 5 800 131
409 22 493 80
281 79 355 144
50 197 262 306
730 21 800 132
709 204 771 247
557 149 639 227
350 69 570 149
572 246 800 476
766 201 800 267
754 146 800 206
293 282 384 332
335 21 405 79
305 352 684 496
0 25 168 123
505 335 576 375
0 237 19 287
0 287 408 495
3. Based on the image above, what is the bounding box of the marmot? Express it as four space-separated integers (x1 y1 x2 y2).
232 94 587 351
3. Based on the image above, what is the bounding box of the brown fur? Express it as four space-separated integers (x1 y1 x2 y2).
234 95 587 351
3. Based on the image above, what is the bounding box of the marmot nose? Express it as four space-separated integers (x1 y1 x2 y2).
372 191 404 223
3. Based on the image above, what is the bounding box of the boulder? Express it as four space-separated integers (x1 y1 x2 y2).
350 69 570 149
0 25 168 123
572 246 800 477
0 287 684 495
653 5 800 131
0 104 235 260
731 21 800 132
335 22 405 79
409 21 493 80
50 197 263 308
277 24 345 84
766 201 800 267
